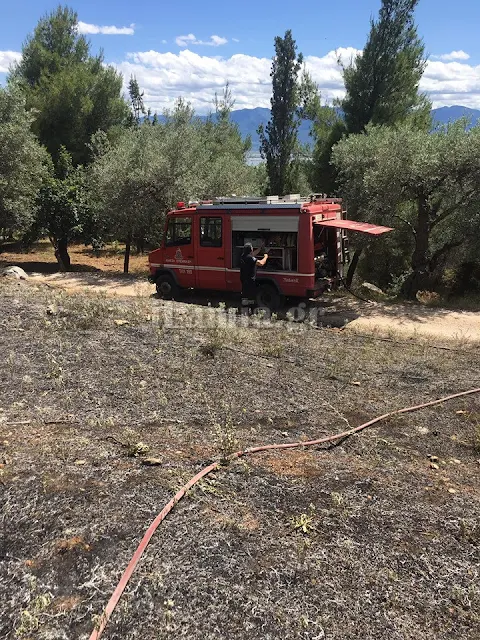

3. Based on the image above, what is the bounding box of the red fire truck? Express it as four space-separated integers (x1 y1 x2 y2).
148 195 393 309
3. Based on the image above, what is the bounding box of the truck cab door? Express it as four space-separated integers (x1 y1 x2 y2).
195 215 226 291
163 215 195 288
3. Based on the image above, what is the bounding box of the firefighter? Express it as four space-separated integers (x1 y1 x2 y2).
240 242 268 313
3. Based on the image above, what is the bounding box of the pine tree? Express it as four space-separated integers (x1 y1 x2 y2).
258 30 303 196
343 0 429 134
10 5 128 167
312 0 429 198
128 75 146 126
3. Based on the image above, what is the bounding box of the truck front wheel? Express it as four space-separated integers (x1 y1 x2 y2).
256 283 283 311
156 274 178 300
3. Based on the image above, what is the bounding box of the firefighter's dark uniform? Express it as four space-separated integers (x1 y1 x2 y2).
240 253 257 311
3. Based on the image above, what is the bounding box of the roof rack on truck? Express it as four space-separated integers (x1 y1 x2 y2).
184 195 345 208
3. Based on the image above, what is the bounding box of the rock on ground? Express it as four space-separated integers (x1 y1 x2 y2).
2 266 29 280
361 281 385 295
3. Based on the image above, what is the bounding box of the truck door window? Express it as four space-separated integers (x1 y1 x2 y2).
200 217 222 247
165 217 192 246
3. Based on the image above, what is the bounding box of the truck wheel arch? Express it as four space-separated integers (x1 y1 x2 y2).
152 268 179 286
256 276 283 295
255 278 285 311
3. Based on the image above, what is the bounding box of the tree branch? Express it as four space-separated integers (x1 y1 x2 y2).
393 214 416 236
430 239 464 270
430 189 477 230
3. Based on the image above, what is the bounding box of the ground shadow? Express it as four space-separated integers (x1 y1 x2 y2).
0 241 147 277
152 289 361 328
0 257 101 275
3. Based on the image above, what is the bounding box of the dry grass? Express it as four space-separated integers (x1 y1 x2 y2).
1 278 480 640
0 239 149 275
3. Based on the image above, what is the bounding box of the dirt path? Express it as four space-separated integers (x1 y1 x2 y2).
28 271 480 342
346 302 480 342
30 271 154 297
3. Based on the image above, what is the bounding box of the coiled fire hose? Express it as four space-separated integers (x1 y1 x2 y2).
89 387 480 640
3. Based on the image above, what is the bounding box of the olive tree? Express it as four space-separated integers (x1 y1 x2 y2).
332 122 480 296
36 147 87 271
91 98 258 272
0 86 48 242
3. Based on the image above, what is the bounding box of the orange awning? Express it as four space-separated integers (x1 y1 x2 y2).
317 219 394 236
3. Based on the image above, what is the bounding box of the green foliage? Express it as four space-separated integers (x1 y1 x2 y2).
128 75 146 127
310 105 345 194
342 0 429 134
11 5 128 167
90 94 258 271
290 504 316 535
333 122 480 295
0 86 48 240
13 6 88 85
36 147 88 270
311 0 429 198
258 30 304 195
203 84 255 196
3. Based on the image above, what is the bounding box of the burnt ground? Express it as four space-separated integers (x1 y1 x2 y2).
1 278 480 640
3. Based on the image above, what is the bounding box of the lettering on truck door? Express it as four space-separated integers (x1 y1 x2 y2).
195 215 227 291
163 215 195 288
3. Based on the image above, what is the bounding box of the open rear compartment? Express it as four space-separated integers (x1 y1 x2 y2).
313 224 340 280
232 230 298 272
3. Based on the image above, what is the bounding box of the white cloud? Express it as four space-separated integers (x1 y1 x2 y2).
175 34 228 48
432 50 470 61
116 49 270 112
0 50 22 73
421 58 480 108
4 43 478 115
210 35 228 46
161 40 167 45
77 21 135 35
232 38 240 43
114 47 358 113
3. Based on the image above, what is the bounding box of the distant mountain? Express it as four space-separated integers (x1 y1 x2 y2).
431 105 480 127
233 105 480 149
150 105 480 154
149 107 315 151
229 107 314 149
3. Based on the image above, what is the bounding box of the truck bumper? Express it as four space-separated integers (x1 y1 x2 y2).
307 278 333 298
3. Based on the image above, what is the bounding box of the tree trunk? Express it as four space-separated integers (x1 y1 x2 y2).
124 235 132 274
452 262 476 296
54 238 71 272
134 236 145 254
402 197 431 297
345 248 363 288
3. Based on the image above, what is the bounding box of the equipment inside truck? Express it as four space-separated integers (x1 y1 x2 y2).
232 231 298 272
313 225 337 279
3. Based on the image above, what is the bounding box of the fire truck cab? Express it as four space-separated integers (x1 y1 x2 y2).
148 195 393 309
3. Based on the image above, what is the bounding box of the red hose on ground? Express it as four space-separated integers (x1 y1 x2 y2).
89 387 480 640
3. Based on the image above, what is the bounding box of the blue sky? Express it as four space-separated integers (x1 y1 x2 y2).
2 0 480 112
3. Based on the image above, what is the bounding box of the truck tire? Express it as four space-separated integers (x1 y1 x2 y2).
256 283 283 311
156 274 178 300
